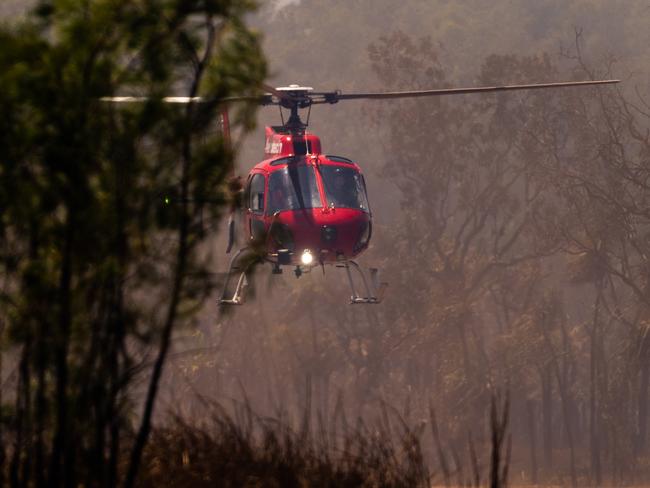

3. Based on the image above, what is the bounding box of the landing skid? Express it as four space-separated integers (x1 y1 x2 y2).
339 260 387 304
219 248 254 305
219 251 387 306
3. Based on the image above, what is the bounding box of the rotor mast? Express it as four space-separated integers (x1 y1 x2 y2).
272 85 315 133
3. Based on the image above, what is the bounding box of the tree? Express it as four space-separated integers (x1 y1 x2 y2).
0 1 265 486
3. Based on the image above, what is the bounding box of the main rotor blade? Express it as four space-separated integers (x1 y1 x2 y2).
334 79 619 101
100 96 202 103
101 83 293 105
100 95 266 104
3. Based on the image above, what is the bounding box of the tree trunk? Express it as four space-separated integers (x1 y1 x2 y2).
10 337 31 488
541 366 553 470
636 351 650 456
49 210 75 487
526 399 538 484
589 294 602 485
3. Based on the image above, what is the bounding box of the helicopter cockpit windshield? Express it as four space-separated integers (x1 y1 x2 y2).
320 166 370 212
268 165 322 214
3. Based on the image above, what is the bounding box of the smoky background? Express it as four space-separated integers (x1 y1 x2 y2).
2 0 650 485
159 1 650 485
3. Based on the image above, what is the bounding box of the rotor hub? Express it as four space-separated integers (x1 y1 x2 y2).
276 84 314 93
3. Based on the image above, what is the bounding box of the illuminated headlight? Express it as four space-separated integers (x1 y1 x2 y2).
301 249 314 265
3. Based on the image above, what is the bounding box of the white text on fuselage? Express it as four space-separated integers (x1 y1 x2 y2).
265 140 283 154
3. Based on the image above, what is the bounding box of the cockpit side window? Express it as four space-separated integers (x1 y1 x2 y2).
268 165 321 214
320 166 369 212
248 173 265 214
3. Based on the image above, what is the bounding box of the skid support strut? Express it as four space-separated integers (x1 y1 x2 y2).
219 248 253 305
343 260 388 304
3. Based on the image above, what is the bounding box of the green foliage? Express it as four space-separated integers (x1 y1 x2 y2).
0 0 265 486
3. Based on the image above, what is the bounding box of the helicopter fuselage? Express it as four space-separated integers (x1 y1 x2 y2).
243 127 372 268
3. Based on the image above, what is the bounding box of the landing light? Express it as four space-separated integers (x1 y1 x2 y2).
301 249 313 266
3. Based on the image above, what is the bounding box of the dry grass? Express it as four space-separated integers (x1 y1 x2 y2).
136 404 430 487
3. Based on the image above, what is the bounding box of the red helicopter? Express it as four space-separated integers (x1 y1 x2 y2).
105 79 619 305
218 80 619 305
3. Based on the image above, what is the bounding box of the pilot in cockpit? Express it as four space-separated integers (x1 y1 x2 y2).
327 169 358 209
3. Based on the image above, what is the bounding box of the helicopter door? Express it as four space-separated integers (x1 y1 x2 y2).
246 173 266 241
